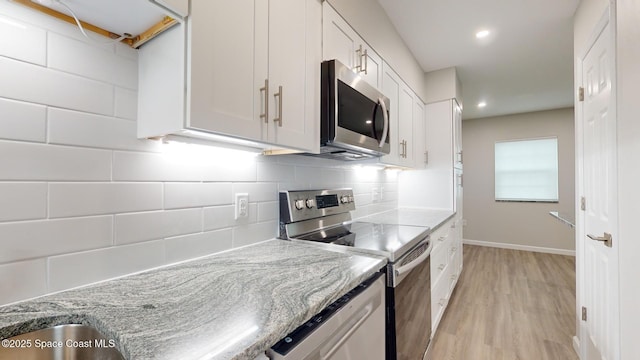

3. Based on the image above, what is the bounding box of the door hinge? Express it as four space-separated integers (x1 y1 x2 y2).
579 87 585 102
582 306 587 321
580 196 586 211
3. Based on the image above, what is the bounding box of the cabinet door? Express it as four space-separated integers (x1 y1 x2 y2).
187 1 266 141
398 83 414 167
322 3 382 89
358 43 382 89
322 3 356 69
413 99 427 169
380 63 401 165
268 0 317 152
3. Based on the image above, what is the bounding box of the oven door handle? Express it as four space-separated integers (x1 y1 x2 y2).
395 240 433 277
378 97 389 148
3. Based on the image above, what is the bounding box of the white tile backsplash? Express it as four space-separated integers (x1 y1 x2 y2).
0 183 47 222
0 216 113 263
0 13 46 65
0 141 112 181
0 57 114 116
48 108 160 152
164 182 233 209
0 4 398 305
0 96 47 143
49 182 163 218
47 33 138 90
0 259 47 305
164 229 233 264
47 240 165 292
115 209 202 245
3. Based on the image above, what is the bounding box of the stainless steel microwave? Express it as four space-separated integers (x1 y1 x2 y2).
318 60 390 160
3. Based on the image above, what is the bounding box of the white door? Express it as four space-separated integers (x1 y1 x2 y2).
322 3 356 69
381 64 401 165
579 20 619 360
413 99 427 169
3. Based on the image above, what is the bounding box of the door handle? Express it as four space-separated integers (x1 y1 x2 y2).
354 45 363 72
587 232 613 247
362 48 368 75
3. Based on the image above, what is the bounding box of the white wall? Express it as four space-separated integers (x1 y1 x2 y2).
461 108 575 253
0 2 398 306
326 0 426 101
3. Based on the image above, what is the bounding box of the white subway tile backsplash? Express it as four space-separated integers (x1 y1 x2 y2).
0 183 47 222
115 208 202 245
0 216 113 264
47 240 165 292
49 183 163 218
232 183 278 202
47 33 138 90
0 98 46 142
203 206 235 231
232 221 278 248
201 160 258 182
0 13 46 65
113 151 204 182
257 162 295 182
164 183 233 209
0 141 112 181
257 201 278 222
0 259 47 306
0 57 114 116
48 108 160 152
164 229 233 264
114 87 137 120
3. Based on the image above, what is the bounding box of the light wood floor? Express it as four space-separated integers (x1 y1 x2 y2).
426 245 577 360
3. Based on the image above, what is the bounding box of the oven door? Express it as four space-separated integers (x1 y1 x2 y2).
386 238 432 360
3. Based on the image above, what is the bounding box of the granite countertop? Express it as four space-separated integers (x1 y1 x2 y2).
0 240 386 360
357 208 455 230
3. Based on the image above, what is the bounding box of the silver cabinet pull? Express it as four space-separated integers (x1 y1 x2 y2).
362 48 368 75
259 79 269 123
587 232 613 247
354 45 363 72
273 86 283 127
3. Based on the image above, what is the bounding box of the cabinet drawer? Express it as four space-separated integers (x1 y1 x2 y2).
430 241 449 289
431 264 452 334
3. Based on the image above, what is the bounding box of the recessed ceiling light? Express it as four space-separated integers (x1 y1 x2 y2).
478 101 487 108
476 30 490 39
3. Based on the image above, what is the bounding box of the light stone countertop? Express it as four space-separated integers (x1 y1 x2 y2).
0 240 386 360
357 208 455 230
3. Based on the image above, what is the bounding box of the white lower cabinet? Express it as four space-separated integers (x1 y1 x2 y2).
430 216 463 335
138 0 321 153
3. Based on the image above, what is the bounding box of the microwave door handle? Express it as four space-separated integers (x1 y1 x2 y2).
378 98 389 148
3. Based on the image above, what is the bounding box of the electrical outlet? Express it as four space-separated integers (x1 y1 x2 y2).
372 188 380 202
379 186 385 201
235 193 249 219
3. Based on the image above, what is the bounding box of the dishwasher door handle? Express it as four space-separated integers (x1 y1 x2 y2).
320 303 373 360
395 240 433 277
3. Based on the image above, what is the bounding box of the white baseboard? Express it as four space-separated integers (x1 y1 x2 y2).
463 239 576 256
572 336 580 357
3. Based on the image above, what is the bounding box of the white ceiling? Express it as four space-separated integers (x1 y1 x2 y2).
377 0 580 120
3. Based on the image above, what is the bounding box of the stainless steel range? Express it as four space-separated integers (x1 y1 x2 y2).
279 189 433 360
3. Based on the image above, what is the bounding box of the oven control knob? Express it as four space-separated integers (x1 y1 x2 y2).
294 199 305 210
305 199 315 209
340 196 349 204
348 195 354 203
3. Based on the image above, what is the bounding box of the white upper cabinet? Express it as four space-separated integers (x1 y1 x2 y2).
322 3 382 89
380 62 415 168
413 100 427 169
138 0 321 153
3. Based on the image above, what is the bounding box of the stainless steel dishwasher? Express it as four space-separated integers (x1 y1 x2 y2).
267 273 385 360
